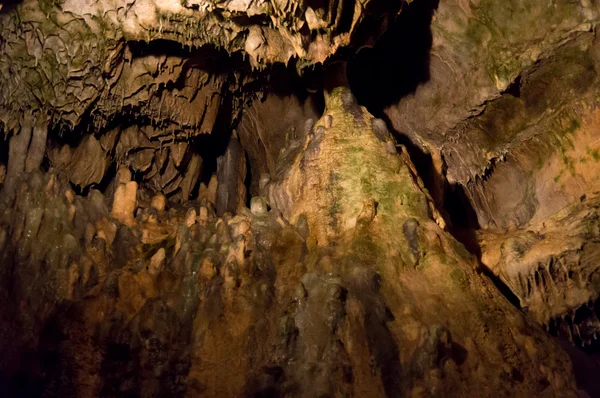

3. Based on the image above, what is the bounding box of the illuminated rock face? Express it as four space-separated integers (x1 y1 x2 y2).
0 89 582 397
1 0 600 395
265 88 580 396
0 0 398 130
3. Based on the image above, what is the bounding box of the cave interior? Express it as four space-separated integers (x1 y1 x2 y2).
1 0 600 396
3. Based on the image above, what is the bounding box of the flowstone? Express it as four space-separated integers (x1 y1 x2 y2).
0 90 583 396
263 87 580 396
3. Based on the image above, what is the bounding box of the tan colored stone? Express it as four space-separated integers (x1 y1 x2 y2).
64 189 75 203
198 205 208 224
111 181 138 225
250 196 267 216
0 164 5 185
141 222 175 245
199 257 216 280
84 223 95 244
68 204 76 223
116 165 131 184
95 217 117 246
207 175 218 203
151 194 166 212
185 208 197 228
197 175 218 204
148 248 166 276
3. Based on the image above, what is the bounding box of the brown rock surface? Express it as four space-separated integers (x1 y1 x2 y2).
0 89 585 397
1 0 600 396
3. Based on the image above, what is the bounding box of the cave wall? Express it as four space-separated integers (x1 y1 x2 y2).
381 0 600 229
237 91 323 196
1 0 600 396
0 90 584 397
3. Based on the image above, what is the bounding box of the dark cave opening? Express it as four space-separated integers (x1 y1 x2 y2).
263 61 327 112
0 127 7 168
347 0 439 111
548 297 600 397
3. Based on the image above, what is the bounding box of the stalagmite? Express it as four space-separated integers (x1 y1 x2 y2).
260 87 581 395
151 193 166 212
216 135 247 216
95 217 117 247
250 196 268 215
181 153 202 200
112 180 138 226
185 208 197 228
198 175 218 204
198 205 209 225
5 119 32 193
149 247 166 276
259 172 270 192
207 174 218 202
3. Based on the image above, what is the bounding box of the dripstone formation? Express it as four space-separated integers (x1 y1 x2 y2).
1 0 600 396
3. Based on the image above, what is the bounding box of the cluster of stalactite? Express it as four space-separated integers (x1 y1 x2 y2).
479 194 600 347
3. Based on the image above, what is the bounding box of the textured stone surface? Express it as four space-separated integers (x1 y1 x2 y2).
1 0 600 395
0 91 584 396
380 0 600 228
479 194 600 345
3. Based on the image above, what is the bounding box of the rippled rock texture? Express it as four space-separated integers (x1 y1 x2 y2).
2 0 600 396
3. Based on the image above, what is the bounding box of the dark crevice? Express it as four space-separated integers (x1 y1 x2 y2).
549 298 600 396
343 0 532 324
0 128 8 166
479 265 522 309
505 75 522 98
337 0 356 34
266 61 327 111
0 0 21 15
347 0 439 111
128 39 246 72
243 150 253 208
93 161 118 194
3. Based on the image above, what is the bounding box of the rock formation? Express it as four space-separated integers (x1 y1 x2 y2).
0 0 600 396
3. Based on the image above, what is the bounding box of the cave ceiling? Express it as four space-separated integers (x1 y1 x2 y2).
2 0 600 396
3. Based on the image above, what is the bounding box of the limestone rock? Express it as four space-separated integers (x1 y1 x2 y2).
0 0 598 395
112 181 138 226
149 248 166 276
151 194 167 212
250 196 268 216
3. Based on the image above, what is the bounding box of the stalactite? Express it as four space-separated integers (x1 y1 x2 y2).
5 119 32 194
24 118 47 173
